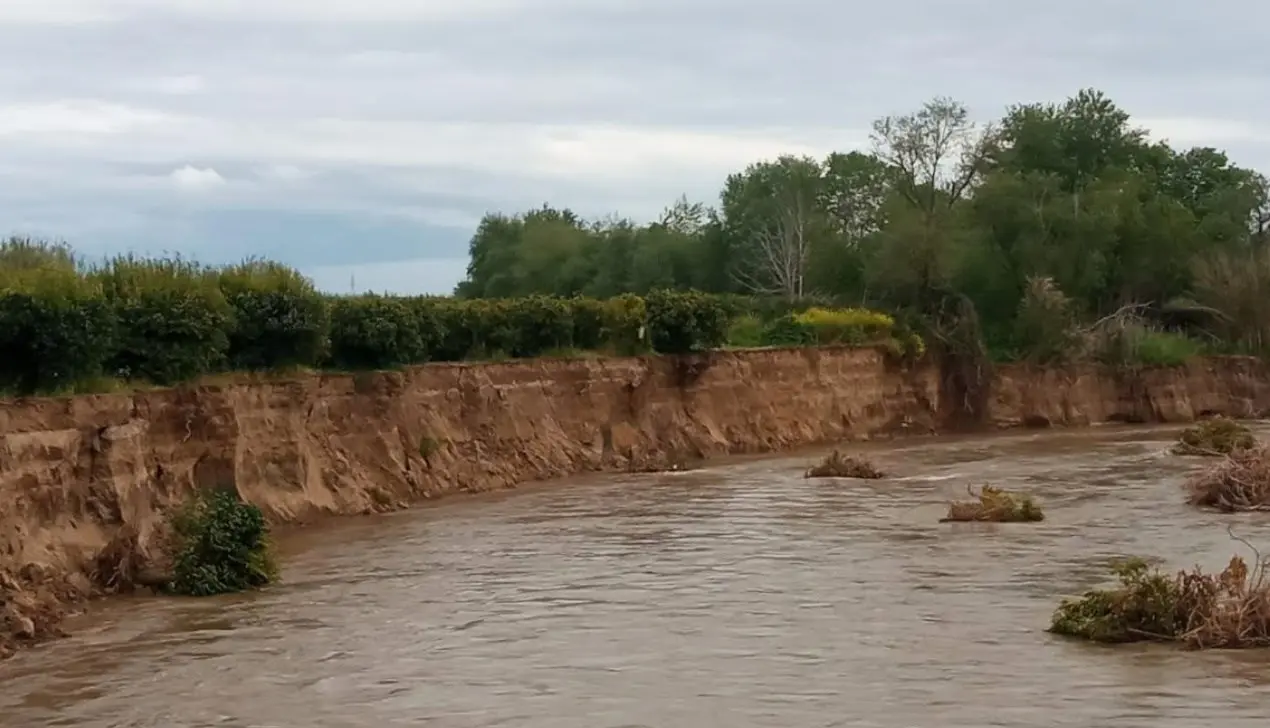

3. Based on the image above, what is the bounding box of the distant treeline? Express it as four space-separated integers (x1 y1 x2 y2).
454 89 1270 364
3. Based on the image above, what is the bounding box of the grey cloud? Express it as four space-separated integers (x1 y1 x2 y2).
0 0 1268 294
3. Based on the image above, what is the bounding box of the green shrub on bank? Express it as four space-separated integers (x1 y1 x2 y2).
504 295 574 357
645 289 729 354
794 307 895 345
1133 330 1202 366
94 256 232 385
1093 319 1201 368
219 260 330 370
328 294 433 370
760 313 816 346
725 313 764 348
758 306 903 350
0 271 117 394
570 296 606 351
168 489 277 597
600 293 647 355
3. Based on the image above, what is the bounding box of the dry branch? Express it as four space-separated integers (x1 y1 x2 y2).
1185 445 1270 512
941 484 1043 523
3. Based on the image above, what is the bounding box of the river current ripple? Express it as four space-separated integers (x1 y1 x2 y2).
4 424 1270 727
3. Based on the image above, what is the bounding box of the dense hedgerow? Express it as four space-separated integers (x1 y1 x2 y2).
0 241 917 395
219 260 330 371
94 255 233 385
644 289 730 354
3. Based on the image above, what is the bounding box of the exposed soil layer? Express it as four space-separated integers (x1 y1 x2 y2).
3 348 1269 657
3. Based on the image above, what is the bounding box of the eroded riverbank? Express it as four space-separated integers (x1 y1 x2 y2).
4 424 1270 726
3 350 1270 660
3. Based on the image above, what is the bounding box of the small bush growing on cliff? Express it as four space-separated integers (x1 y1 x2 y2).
1185 445 1270 512
168 489 278 597
941 485 1044 522
1048 553 1270 648
804 450 885 479
1172 417 1257 456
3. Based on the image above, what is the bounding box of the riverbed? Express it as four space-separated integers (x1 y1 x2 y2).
3 424 1270 727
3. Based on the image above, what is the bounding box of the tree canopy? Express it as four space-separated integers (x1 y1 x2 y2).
455 89 1270 359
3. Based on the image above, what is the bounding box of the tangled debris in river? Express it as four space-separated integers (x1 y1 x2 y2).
1185 445 1270 512
1049 551 1270 649
941 485 1044 523
1171 417 1257 456
804 450 885 479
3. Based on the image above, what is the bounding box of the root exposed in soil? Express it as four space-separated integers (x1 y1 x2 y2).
940 484 1044 522
1185 445 1270 512
804 450 885 479
1171 417 1257 456
88 525 174 593
1049 547 1270 649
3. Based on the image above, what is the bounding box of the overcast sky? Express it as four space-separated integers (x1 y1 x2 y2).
1 1 1268 295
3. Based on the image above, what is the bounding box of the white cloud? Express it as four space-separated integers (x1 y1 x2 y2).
258 164 311 181
169 164 225 190
0 103 859 185
144 74 204 95
0 2 111 23
1139 117 1270 146
0 0 632 24
0 101 176 136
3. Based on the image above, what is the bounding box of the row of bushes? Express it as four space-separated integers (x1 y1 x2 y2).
0 241 922 395
0 245 784 393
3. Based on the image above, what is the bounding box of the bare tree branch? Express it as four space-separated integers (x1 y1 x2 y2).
734 190 813 300
871 97 995 216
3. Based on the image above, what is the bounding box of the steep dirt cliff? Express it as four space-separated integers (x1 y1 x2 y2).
991 357 1270 427
2 349 1268 657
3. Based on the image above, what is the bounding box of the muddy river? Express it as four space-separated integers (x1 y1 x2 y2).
4 424 1270 727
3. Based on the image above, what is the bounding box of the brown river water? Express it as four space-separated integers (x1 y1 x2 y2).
5 424 1270 727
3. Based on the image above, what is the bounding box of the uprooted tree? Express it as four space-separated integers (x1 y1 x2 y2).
1185 444 1270 512
1049 537 1270 649
941 484 1044 523
804 450 885 479
1172 417 1257 457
